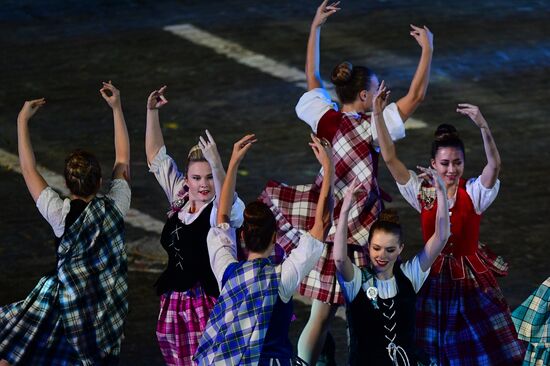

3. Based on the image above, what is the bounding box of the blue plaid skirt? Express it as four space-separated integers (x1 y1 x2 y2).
0 275 81 365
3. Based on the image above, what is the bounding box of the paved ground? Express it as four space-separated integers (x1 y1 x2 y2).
1 1 549 365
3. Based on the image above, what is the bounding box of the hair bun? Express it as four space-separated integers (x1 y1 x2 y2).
434 123 459 141
331 61 354 86
187 144 202 159
378 209 400 225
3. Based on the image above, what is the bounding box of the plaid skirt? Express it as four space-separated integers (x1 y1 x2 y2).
512 277 549 366
156 286 217 366
416 252 526 366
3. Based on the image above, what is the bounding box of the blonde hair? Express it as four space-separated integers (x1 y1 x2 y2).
185 145 208 175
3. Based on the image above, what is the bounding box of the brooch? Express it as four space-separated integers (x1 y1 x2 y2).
366 286 379 310
420 186 436 210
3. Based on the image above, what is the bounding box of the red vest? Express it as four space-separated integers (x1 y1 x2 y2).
420 179 488 279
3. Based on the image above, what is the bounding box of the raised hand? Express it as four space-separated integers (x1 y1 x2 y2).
18 98 46 122
373 80 391 117
341 177 363 213
410 24 434 51
309 133 332 168
147 85 168 110
230 134 257 165
417 165 446 192
312 0 341 28
198 129 221 166
457 103 489 129
100 81 121 109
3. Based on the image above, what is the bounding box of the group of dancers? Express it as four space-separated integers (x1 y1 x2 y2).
1 1 548 366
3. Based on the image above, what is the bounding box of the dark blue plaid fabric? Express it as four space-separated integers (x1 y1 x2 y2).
194 257 279 366
0 197 127 365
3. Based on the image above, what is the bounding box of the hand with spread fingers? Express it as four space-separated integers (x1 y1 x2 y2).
309 133 332 169
18 98 46 122
341 177 363 214
100 81 122 109
457 103 489 129
372 80 391 118
229 134 257 165
198 129 221 166
417 165 446 194
147 85 168 110
312 0 341 28
410 24 434 51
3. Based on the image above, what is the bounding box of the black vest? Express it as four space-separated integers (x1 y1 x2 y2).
154 201 219 297
347 266 417 366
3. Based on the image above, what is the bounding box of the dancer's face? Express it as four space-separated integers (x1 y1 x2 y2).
431 147 465 188
186 161 215 207
368 230 403 277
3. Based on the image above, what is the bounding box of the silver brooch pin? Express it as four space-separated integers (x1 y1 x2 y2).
366 286 379 309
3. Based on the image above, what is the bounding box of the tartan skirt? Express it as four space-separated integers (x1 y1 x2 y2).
415 253 526 366
156 285 217 366
0 275 81 365
512 277 549 366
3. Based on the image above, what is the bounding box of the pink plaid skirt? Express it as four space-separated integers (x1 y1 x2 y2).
156 286 217 366
416 248 526 366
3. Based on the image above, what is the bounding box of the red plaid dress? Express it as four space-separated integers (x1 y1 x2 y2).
260 111 383 304
415 180 526 365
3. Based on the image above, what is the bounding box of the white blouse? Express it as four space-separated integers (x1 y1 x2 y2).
207 225 324 304
36 179 131 238
397 170 500 214
339 255 430 302
149 146 245 227
295 88 406 147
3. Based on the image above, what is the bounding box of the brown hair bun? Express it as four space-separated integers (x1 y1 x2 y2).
434 123 459 142
331 61 354 86
378 208 400 225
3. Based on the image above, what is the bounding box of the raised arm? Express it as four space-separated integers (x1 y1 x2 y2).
308 134 335 241
217 134 257 225
334 178 362 281
306 1 341 91
198 130 226 207
457 104 501 188
17 98 48 202
395 25 433 121
372 81 411 185
100 82 130 182
416 167 451 271
145 86 168 165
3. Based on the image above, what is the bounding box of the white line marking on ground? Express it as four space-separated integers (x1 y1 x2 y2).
164 23 427 131
0 147 164 234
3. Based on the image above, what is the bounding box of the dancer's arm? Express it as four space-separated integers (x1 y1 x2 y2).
416 167 451 271
198 130 226 207
145 86 168 166
17 98 48 202
308 134 335 241
457 104 501 188
100 82 130 182
395 25 433 121
334 178 362 281
306 0 341 91
373 81 411 185
217 134 257 225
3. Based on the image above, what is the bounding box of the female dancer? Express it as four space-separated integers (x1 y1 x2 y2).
335 174 449 365
373 82 525 364
262 1 434 363
0 82 131 365
512 277 550 366
195 133 334 366
145 86 244 365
